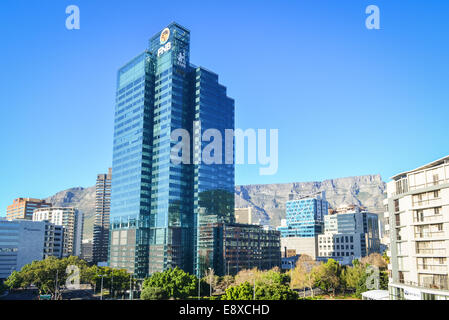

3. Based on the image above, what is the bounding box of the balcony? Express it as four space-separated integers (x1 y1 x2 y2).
414 231 445 240
416 248 447 256
413 215 444 224
398 278 449 291
417 264 448 273
412 199 442 209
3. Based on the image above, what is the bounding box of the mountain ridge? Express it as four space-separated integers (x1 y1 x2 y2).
45 174 386 239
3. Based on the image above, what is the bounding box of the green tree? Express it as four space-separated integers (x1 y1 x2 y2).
4 270 23 290
355 267 388 298
291 255 319 297
313 259 342 297
85 266 132 298
221 281 254 300
258 267 290 286
4 256 89 298
255 283 298 300
140 286 168 300
341 259 365 293
141 267 200 300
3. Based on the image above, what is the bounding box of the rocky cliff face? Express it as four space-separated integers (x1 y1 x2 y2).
45 175 386 239
235 174 386 227
45 186 96 240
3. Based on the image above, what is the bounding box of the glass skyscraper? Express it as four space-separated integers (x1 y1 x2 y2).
109 23 234 278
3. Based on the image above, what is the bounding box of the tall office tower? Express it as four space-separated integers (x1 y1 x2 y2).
6 198 51 220
277 192 328 259
93 168 112 264
109 23 234 278
317 206 380 265
33 207 83 257
385 155 449 300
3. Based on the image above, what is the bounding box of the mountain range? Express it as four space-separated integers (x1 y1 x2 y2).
45 174 386 240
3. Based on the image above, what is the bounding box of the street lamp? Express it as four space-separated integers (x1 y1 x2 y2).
111 273 114 299
198 271 200 300
208 267 212 297
100 274 106 300
54 269 59 300
250 272 256 300
129 274 133 300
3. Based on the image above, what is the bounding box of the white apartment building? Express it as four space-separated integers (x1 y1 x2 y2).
385 155 449 300
33 207 83 257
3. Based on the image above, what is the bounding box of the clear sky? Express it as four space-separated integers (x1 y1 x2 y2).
1 0 448 216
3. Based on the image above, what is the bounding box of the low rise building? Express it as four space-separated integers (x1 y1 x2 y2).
197 214 281 276
0 219 63 279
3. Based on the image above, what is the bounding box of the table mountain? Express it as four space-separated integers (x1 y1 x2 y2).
235 174 386 227
45 174 386 240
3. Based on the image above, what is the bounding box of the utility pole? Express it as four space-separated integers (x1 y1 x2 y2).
54 269 59 300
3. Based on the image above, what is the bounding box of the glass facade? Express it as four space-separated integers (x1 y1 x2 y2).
109 23 235 278
278 195 328 238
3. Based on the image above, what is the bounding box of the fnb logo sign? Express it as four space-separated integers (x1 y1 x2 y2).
157 42 172 57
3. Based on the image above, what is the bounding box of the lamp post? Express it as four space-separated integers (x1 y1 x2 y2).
54 269 59 300
208 267 212 297
100 274 105 300
198 272 200 300
129 274 133 300
111 273 114 299
253 276 256 300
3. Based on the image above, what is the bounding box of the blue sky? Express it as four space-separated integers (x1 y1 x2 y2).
1 0 448 216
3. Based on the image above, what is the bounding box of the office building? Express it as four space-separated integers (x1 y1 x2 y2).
278 192 328 259
81 238 93 263
317 207 380 265
6 198 51 221
234 207 253 225
0 219 63 279
109 23 234 277
278 192 327 238
385 155 449 300
33 207 83 257
197 216 281 276
93 168 112 264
